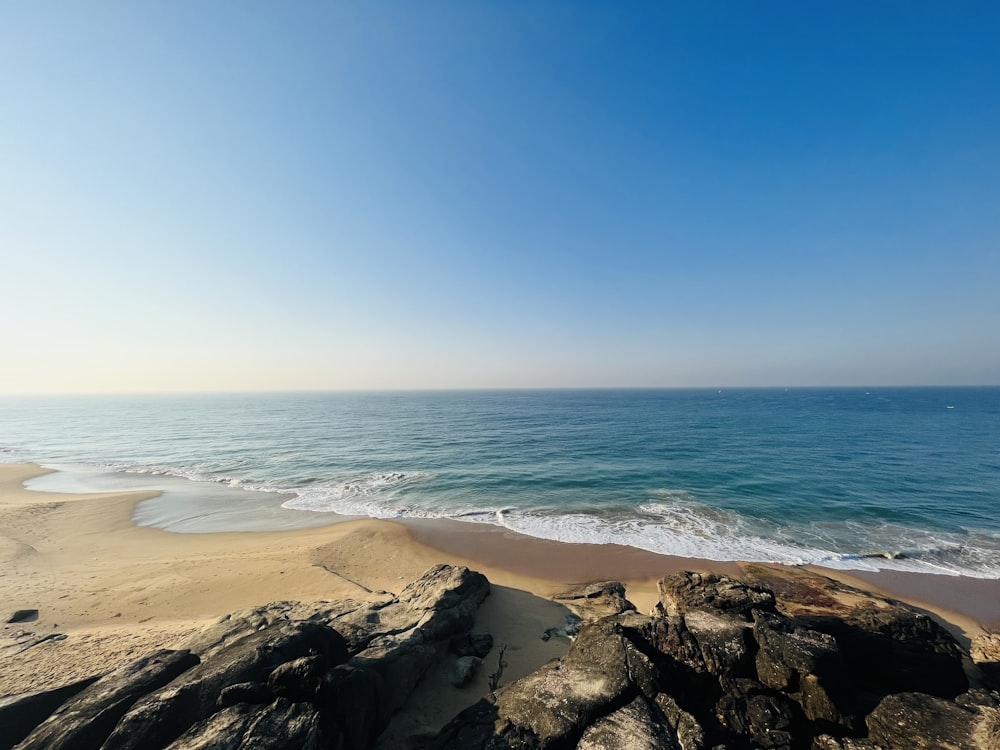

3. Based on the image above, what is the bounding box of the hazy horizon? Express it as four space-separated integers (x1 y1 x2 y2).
2 3 998 394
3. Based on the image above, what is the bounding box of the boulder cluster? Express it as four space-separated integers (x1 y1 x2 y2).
3 566 999 750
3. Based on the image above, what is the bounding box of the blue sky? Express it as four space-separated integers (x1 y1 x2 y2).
1 2 998 391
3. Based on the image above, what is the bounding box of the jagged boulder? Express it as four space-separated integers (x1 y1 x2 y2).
15 649 199 750
576 695 683 750
164 698 322 749
0 676 100 750
799 601 967 704
714 677 801 750
435 617 661 749
100 620 347 749
753 610 856 733
656 572 776 620
554 581 638 618
866 690 1000 750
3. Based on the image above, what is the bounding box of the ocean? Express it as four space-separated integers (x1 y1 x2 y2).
2 388 998 578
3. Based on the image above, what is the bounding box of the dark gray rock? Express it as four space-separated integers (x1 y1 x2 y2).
15 649 199 750
267 654 327 702
714 678 802 750
811 736 882 750
866 691 1000 750
216 682 272 708
320 664 383 750
800 602 968 703
577 695 681 750
450 632 494 659
163 698 322 749
6 609 38 624
657 572 776 621
451 655 482 687
653 694 705 750
489 618 659 747
101 620 346 750
753 611 856 732
554 581 638 617
0 676 100 750
347 565 490 716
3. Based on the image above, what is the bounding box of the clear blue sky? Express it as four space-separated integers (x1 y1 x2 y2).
1 2 998 391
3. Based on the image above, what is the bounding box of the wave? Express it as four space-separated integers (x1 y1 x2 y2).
279 472 431 515
9 451 1000 579
274 480 1000 579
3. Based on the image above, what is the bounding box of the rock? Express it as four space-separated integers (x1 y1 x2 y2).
657 572 776 621
577 695 682 750
216 682 272 708
681 609 757 678
346 565 490 716
554 581 638 618
451 655 482 687
449 632 493 658
484 618 659 747
800 601 968 703
267 654 328 702
653 694 705 750
101 620 347 750
180 598 380 657
972 632 1000 690
15 649 199 750
714 678 801 750
811 736 882 750
866 691 1000 750
163 698 322 749
319 664 383 750
542 612 582 641
6 609 38 624
753 611 856 732
0 676 100 750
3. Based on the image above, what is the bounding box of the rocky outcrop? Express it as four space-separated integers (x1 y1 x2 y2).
0 676 100 750
12 564 490 750
972 632 1000 690
9 566 995 750
15 649 200 750
435 571 990 750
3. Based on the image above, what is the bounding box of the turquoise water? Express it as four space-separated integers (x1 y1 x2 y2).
2 388 998 577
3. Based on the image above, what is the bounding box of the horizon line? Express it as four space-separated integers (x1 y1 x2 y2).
1 384 998 397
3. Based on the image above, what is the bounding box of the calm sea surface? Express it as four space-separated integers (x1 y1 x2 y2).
2 388 998 577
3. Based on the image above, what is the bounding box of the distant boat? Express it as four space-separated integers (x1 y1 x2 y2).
946 405 955 409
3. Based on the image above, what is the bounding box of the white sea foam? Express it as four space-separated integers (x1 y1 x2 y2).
280 472 431 516
16 455 1000 579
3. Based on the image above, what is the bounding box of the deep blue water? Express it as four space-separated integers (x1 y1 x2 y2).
2 388 998 577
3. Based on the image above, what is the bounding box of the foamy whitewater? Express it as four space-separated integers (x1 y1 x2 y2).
2 389 999 577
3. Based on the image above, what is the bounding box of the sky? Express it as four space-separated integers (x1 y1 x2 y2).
1 2 998 392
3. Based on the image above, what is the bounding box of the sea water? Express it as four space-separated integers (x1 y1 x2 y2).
2 388 998 577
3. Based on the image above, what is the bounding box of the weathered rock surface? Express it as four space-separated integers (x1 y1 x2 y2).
12 564 490 750
554 580 638 618
14 649 199 750
656 571 776 619
433 572 989 750
972 632 1000 690
9 567 993 750
866 690 1000 750
0 676 100 750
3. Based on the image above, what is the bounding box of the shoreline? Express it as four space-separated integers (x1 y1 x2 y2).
2 462 999 700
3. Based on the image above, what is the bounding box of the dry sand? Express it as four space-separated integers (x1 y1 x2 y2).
2 462 998 715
